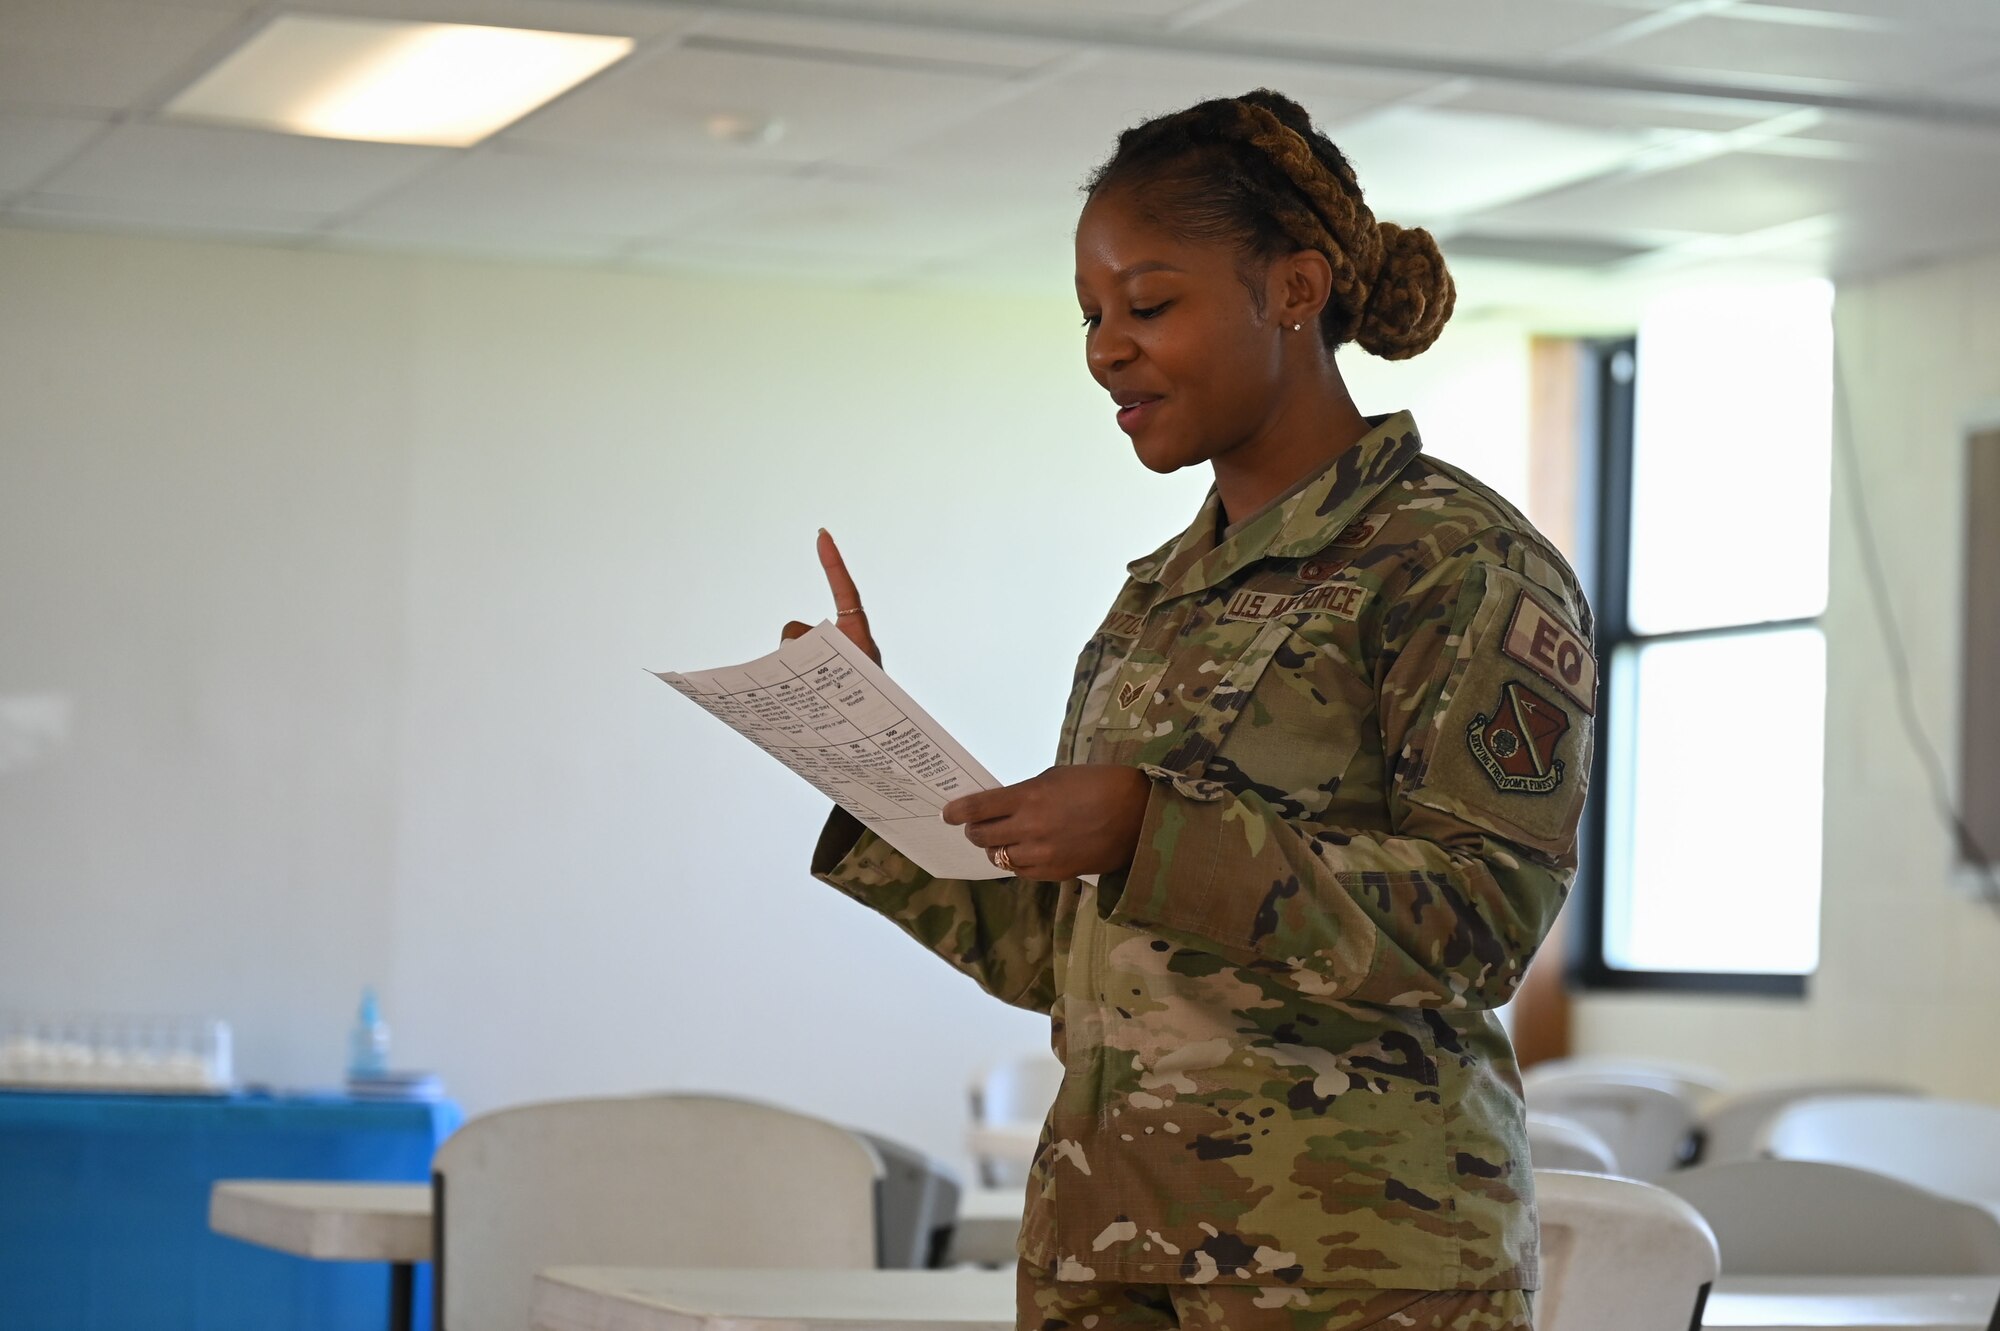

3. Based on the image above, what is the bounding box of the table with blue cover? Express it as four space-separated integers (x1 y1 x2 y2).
0 1088 460 1331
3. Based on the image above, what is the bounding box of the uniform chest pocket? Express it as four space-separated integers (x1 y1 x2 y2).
1145 617 1301 775
1204 625 1369 815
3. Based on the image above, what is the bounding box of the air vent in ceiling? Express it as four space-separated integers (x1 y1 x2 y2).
1444 232 1654 267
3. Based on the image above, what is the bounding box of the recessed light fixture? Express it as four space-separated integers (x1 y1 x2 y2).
163 15 634 148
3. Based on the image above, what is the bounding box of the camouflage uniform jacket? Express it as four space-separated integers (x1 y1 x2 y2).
812 412 1596 1291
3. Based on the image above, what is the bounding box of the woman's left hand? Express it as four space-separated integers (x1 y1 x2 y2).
943 765 1151 880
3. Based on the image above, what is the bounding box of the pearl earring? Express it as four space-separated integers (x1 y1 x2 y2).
1291 323 1302 332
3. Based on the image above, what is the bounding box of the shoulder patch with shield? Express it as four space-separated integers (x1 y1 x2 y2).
1466 680 1570 794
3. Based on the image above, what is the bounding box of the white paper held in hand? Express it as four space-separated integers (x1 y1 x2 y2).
655 621 1010 879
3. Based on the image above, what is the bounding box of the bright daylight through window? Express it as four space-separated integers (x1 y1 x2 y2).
1596 280 1834 983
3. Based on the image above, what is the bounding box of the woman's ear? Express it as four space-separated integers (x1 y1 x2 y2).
1276 247 1334 332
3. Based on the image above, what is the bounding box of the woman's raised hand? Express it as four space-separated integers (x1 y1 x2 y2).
780 529 881 665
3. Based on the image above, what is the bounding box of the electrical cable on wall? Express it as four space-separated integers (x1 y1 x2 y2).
1830 350 2000 912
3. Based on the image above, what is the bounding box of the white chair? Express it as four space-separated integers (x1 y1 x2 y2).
1695 1079 1919 1164
1524 1056 1727 1108
1527 1111 1620 1174
433 1093 881 1330
967 1053 1063 1187
1536 1169 1720 1331
1527 1080 1697 1180
1759 1094 2000 1207
1660 1159 2000 1275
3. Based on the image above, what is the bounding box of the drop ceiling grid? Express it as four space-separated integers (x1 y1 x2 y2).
1 0 2000 286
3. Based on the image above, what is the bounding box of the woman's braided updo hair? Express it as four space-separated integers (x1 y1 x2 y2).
1085 89 1454 361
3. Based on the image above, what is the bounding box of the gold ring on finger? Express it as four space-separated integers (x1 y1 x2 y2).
990 845 1014 873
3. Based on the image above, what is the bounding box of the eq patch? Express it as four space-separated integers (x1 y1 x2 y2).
1501 592 1596 713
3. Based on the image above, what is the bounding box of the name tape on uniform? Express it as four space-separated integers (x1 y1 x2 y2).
1100 611 1146 639
1223 580 1367 624
1502 592 1596 713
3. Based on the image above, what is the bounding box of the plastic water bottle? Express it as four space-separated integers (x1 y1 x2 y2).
347 987 390 1080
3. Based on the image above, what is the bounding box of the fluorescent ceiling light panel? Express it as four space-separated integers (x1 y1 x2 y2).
1332 107 1662 221
164 15 633 147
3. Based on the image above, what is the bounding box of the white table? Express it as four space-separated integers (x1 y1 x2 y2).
209 1180 432 1331
965 1124 1038 1168
1703 1276 2000 1330
945 1187 1023 1267
531 1269 2000 1331
533 1268 1015 1331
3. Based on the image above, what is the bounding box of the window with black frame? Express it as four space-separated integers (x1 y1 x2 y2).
1574 282 1835 994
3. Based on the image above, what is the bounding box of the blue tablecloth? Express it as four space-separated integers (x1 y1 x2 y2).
0 1088 460 1331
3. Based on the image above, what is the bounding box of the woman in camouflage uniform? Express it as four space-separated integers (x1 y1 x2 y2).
790 90 1595 1331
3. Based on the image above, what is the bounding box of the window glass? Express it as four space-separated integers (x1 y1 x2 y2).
1627 280 1833 636
1603 627 1826 974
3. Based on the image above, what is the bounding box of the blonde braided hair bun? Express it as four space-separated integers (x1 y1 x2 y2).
1087 89 1455 360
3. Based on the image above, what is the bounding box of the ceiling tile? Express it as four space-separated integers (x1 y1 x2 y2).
1479 150 1852 236
349 147 783 240
1746 0 2000 35
1815 149 2000 276
1788 109 2000 161
1946 59 2000 100
34 120 449 215
1330 106 1657 221
1187 0 1651 61
1427 81 1784 134
0 112 110 195
0 0 250 113
279 0 701 40
1589 10 2000 89
871 54 1415 210
498 30 1028 166
690 10 1072 72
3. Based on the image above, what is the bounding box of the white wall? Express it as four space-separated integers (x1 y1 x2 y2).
1575 246 2000 1100
0 225 1532 1166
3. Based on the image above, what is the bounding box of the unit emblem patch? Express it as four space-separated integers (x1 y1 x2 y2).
1466 680 1571 794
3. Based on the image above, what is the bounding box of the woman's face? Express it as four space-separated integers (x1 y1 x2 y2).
1074 186 1290 476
